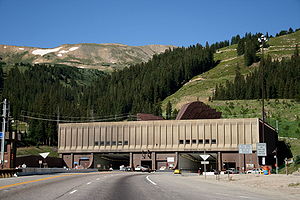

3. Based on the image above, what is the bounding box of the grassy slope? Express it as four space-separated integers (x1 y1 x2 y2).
163 30 300 110
17 146 59 158
162 31 300 166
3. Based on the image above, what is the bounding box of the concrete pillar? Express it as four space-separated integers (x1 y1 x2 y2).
175 152 179 169
71 153 74 168
218 152 222 171
151 152 156 170
129 152 133 169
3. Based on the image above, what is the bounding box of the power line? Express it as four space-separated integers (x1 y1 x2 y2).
20 114 137 123
21 110 132 120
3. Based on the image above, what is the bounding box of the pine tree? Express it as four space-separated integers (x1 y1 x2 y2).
166 101 172 119
294 44 299 57
237 40 245 56
172 109 179 119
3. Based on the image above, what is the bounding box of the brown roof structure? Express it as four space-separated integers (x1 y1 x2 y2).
176 101 222 120
136 113 164 121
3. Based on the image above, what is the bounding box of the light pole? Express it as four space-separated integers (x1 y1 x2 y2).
0 99 8 169
258 34 268 165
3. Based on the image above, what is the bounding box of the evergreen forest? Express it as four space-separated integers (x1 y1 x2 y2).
0 44 217 146
213 49 300 101
0 28 299 147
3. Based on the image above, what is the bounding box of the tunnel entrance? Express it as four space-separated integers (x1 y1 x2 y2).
141 160 152 168
178 152 217 172
93 153 130 170
223 162 236 170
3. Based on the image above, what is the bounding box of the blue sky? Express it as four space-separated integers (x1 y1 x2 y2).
0 0 299 48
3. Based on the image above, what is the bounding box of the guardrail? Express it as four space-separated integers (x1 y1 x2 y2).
0 168 22 178
16 168 98 176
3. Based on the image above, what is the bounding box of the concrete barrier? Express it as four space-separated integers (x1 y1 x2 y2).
17 168 98 176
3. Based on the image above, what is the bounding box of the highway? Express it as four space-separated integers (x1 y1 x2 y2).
0 172 287 200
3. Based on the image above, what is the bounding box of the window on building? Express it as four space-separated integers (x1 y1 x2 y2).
186 140 190 144
211 139 217 144
192 139 197 144
100 141 104 146
198 139 203 144
124 141 129 145
205 139 210 144
94 141 99 146
106 141 111 146
112 141 116 145
179 140 184 144
118 141 122 145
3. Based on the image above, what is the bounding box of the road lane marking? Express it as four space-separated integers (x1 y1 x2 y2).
0 175 71 190
239 196 251 199
96 178 100 180
216 193 230 196
69 190 77 194
146 175 157 185
87 182 92 185
0 172 105 190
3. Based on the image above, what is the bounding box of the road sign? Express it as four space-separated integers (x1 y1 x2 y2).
239 144 252 154
0 132 3 139
201 161 209 164
200 155 210 160
39 152 50 159
262 157 266 165
256 143 267 156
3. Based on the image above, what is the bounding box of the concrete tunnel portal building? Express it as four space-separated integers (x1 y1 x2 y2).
58 118 278 172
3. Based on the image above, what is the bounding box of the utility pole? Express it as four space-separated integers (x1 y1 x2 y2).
55 107 60 146
258 35 268 166
276 120 279 174
204 149 206 180
0 99 8 168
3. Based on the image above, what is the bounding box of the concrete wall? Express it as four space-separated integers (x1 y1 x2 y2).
17 168 97 176
58 118 260 153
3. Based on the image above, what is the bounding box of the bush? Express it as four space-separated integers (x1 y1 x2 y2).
294 155 300 165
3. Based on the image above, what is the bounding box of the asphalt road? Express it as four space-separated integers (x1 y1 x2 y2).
0 172 287 200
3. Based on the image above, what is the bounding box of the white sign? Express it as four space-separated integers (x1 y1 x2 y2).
262 157 266 165
256 143 267 156
39 160 43 164
167 157 175 162
200 155 210 161
201 161 209 164
39 152 50 159
239 144 252 154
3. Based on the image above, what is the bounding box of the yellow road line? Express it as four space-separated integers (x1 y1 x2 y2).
0 171 110 190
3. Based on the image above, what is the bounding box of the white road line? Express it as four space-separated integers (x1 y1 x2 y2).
96 178 100 180
69 190 77 194
216 193 230 196
239 196 251 199
87 182 92 185
146 175 157 185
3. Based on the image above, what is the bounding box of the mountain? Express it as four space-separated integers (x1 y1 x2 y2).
0 43 174 71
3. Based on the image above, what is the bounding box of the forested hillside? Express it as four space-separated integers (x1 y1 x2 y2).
213 52 300 100
1 28 299 146
1 44 218 146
